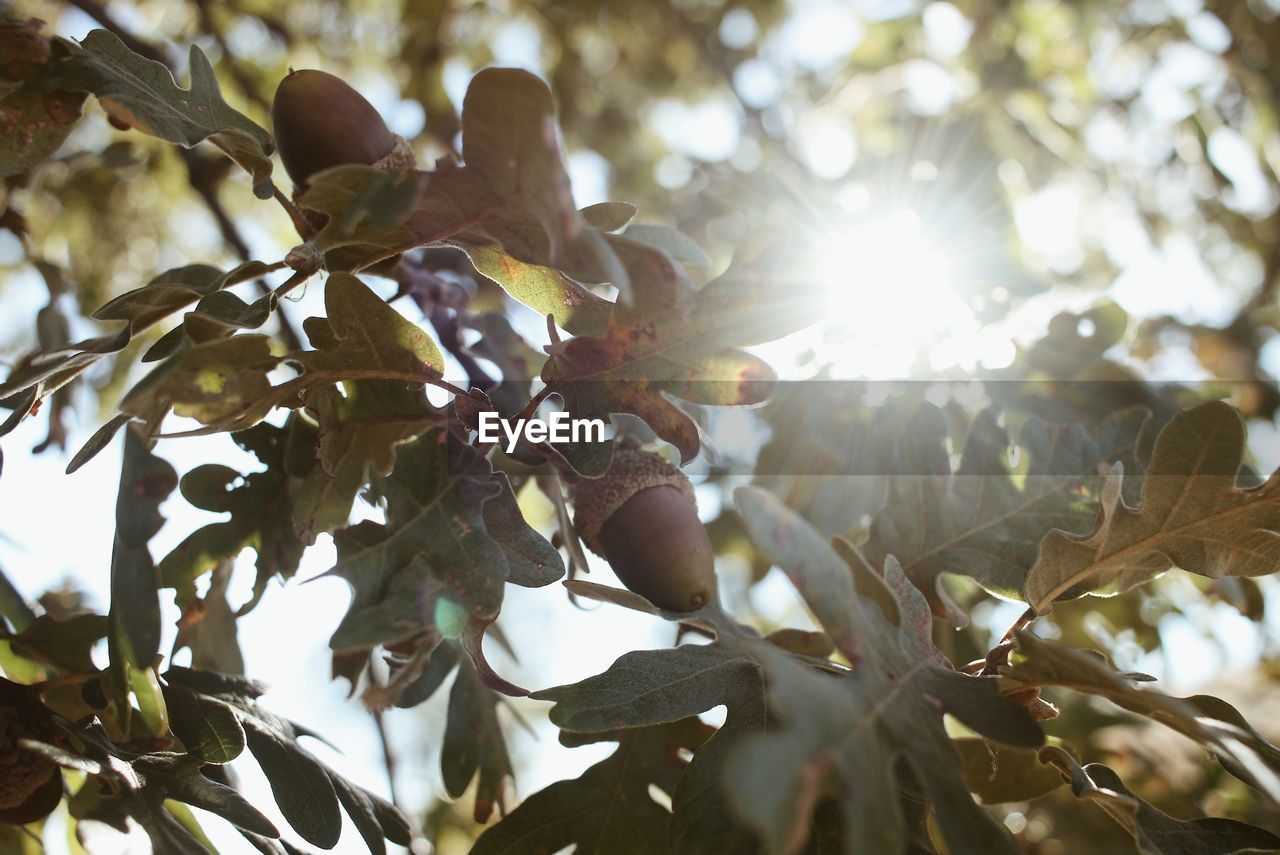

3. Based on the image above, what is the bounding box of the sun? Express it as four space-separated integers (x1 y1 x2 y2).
813 207 974 378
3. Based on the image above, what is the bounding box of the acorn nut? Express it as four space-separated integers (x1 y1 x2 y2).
271 69 411 187
571 449 716 612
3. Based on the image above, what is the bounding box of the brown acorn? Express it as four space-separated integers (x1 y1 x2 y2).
571 449 716 612
271 69 409 187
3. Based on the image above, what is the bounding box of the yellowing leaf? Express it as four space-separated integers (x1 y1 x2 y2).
293 273 444 380
120 334 278 426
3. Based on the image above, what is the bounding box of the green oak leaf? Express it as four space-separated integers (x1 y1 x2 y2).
466 243 613 337
471 719 711 855
106 427 177 719
85 272 440 438
442 657 514 822
179 290 276 344
293 380 435 542
579 201 638 232
529 597 769 854
327 427 563 652
120 333 279 428
0 261 272 406
25 715 277 852
292 273 445 381
161 667 410 854
2 612 107 675
953 739 1064 805
394 638 461 709
44 30 274 196
95 262 276 331
733 486 1043 855
158 418 313 612
162 681 246 765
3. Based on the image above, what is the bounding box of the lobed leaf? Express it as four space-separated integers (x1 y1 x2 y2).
1004 630 1280 802
292 380 435 543
325 426 563 702
31 716 277 850
543 233 820 471
292 273 445 381
442 658 514 822
865 403 1147 620
1025 401 1280 611
43 31 274 194
1040 746 1280 854
296 69 628 331
162 667 411 852
733 486 1043 854
472 720 710 855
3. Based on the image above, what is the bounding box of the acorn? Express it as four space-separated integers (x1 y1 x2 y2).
271 69 413 188
571 449 716 612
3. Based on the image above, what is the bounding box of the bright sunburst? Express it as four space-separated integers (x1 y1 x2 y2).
814 206 974 378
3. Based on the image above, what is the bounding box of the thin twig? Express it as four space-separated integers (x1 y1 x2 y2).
979 607 1037 676
273 269 314 299
513 385 552 424
369 708 401 806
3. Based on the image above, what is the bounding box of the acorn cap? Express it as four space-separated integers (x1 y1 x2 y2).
570 448 697 556
271 68 405 187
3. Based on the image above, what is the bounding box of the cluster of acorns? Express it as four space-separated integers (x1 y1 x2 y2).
272 73 717 612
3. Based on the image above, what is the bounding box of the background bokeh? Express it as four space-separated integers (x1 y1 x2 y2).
9 0 1280 852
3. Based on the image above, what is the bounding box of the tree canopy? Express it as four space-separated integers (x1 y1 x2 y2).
6 0 1280 853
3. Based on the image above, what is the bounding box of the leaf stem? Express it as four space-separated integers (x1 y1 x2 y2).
979 607 1037 676
369 707 401 805
274 187 316 241
273 269 314 299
